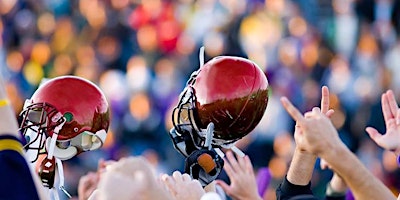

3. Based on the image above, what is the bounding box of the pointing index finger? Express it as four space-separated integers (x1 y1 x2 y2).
320 86 330 114
280 97 305 123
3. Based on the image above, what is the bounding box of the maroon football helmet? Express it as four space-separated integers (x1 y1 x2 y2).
19 76 110 162
172 56 269 146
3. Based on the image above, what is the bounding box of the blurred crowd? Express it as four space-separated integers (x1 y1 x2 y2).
1 0 400 199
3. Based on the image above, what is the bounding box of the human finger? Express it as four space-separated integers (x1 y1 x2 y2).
226 151 241 173
397 109 400 125
182 173 192 182
235 151 246 169
312 107 321 114
244 156 254 174
78 174 93 195
280 97 305 123
320 158 330 170
222 157 235 178
215 180 231 195
161 174 176 194
386 90 399 116
382 93 393 127
325 109 335 118
172 171 183 183
365 127 383 142
320 86 330 114
304 110 313 118
98 159 116 174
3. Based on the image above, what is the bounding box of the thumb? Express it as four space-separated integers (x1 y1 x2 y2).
365 127 382 141
320 158 329 170
215 180 231 194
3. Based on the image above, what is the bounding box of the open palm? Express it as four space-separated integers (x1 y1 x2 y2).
366 90 400 155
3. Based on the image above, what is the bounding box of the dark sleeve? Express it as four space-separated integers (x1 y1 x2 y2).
276 176 315 200
325 196 346 200
0 135 40 200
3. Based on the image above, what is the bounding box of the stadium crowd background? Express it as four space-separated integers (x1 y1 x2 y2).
1 0 400 199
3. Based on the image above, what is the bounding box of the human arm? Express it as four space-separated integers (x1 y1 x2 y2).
0 75 19 138
277 86 334 200
325 173 347 200
287 86 334 185
320 158 348 200
214 151 262 200
0 73 51 200
280 97 396 200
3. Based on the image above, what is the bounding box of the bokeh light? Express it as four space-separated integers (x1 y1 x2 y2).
37 12 56 36
0 0 17 15
129 92 151 121
23 61 44 85
31 41 51 66
2 0 400 198
6 51 24 72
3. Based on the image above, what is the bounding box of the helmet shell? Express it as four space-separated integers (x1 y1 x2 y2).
192 56 269 141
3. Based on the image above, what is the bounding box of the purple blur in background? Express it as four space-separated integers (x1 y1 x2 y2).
256 167 271 197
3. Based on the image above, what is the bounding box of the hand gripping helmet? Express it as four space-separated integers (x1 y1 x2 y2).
19 76 110 162
169 55 269 187
172 56 269 147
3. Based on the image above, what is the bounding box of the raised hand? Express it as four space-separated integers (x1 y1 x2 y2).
78 159 116 200
215 151 262 200
366 90 400 155
280 97 343 156
280 93 396 200
294 86 334 152
96 156 173 200
78 172 99 200
161 171 205 200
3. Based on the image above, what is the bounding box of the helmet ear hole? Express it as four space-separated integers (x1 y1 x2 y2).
45 138 77 161
56 141 71 149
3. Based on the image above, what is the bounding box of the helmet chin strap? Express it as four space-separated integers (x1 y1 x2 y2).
42 116 72 199
46 119 78 160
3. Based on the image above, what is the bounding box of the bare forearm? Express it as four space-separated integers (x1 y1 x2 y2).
322 144 395 200
287 148 317 186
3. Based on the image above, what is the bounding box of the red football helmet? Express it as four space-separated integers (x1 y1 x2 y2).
172 56 269 146
20 76 110 162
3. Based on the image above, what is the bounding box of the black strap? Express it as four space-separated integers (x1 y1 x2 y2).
184 149 224 187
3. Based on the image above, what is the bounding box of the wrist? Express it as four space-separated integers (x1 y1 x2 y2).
319 142 347 163
287 149 317 186
295 148 317 159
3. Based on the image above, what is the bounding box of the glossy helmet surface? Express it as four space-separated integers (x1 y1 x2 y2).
172 56 269 146
20 76 110 161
